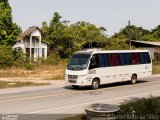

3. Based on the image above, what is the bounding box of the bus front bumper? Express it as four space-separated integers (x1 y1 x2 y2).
65 75 93 86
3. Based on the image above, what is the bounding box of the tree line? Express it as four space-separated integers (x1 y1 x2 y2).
41 12 160 58
0 0 160 67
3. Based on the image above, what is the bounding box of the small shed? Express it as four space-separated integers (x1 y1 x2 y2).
130 40 160 60
13 26 48 61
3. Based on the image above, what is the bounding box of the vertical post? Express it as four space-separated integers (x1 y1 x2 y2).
39 36 42 57
128 20 131 50
29 35 32 62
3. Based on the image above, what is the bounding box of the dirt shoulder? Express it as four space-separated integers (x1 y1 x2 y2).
0 77 65 85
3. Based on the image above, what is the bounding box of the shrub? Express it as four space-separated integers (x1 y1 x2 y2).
12 47 26 61
40 54 61 65
12 47 29 67
153 60 160 65
24 63 35 70
0 45 13 68
119 97 160 119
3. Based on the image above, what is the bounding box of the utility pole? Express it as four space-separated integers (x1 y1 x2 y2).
128 20 131 50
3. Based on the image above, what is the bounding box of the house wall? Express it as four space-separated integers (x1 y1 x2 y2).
31 29 41 37
12 41 26 53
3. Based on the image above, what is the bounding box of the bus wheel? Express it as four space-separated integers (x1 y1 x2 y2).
92 79 100 89
72 85 79 89
131 74 137 84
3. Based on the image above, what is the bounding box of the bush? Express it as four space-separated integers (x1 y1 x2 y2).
12 47 29 67
12 47 26 61
24 63 35 70
0 45 13 68
40 54 61 65
119 97 160 119
104 39 129 50
153 60 160 65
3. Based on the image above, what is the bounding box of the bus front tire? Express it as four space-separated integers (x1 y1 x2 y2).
131 74 137 84
92 79 100 89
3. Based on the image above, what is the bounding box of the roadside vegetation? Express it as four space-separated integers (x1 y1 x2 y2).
59 97 160 120
153 60 160 74
0 81 50 89
0 57 67 80
118 97 160 120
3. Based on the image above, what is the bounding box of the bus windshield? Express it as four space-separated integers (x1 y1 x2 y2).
67 53 91 71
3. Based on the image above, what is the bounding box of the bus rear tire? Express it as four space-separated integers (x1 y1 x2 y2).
92 79 100 89
131 74 137 84
72 85 79 89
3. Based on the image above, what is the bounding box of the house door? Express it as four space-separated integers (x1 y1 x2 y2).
31 48 34 61
25 48 35 61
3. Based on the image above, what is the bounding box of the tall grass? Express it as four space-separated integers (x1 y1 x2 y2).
153 60 160 74
0 60 67 80
118 97 160 120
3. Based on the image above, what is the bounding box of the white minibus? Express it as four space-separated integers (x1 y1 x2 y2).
65 49 152 89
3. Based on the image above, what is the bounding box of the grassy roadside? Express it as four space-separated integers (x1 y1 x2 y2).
59 97 160 120
153 64 160 74
0 61 67 80
0 81 50 89
0 61 159 80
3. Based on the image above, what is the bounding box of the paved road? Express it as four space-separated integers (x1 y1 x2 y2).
0 75 160 120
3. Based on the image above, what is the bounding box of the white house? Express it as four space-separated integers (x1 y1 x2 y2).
13 26 47 61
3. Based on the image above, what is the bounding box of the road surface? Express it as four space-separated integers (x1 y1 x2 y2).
0 75 160 120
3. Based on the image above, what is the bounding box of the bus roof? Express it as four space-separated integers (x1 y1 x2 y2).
76 49 150 54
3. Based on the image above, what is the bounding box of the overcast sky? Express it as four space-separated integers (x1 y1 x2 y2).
9 0 160 36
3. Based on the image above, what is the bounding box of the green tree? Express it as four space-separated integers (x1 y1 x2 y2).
42 12 67 56
41 12 108 58
0 45 13 67
112 25 150 40
150 25 160 41
0 0 21 46
104 38 129 50
63 21 107 50
42 13 109 57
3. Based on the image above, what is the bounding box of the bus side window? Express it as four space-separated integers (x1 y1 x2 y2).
99 54 108 67
125 53 131 65
115 53 120 65
89 54 99 69
109 54 115 66
131 53 140 64
140 52 151 64
146 53 151 63
120 53 126 65
108 53 121 66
